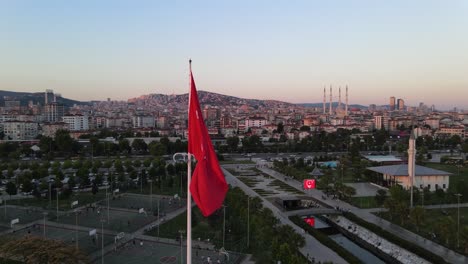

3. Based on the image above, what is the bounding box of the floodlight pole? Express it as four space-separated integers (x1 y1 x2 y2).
56 188 59 221
101 218 105 264
148 180 153 211
455 193 462 248
43 212 47 238
75 209 79 250
247 197 250 249
106 186 109 223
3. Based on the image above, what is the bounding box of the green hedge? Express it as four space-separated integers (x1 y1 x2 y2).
289 216 363 264
343 212 449 264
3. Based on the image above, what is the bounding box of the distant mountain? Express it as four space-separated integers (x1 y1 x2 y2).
298 102 367 109
129 90 295 108
0 90 89 107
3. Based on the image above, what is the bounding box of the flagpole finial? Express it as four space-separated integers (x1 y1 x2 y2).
189 59 192 71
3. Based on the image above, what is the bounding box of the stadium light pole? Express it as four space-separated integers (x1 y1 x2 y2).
56 187 59 221
75 209 79 250
48 181 52 209
223 205 227 249
455 193 462 248
247 197 250 249
101 218 105 264
42 212 48 238
106 186 109 223
148 179 153 211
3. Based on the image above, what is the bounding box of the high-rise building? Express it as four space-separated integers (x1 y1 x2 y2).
389 97 396 111
397 99 405 111
44 102 64 122
62 115 89 131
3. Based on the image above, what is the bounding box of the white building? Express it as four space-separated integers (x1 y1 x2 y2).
244 117 268 129
62 115 89 131
132 115 155 128
3 121 39 140
368 133 451 191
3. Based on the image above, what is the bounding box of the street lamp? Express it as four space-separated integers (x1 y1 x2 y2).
56 187 59 221
455 193 462 248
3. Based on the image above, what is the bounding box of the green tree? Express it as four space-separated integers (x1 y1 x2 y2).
374 189 387 206
226 136 240 152
0 236 88 264
409 206 425 232
6 182 17 197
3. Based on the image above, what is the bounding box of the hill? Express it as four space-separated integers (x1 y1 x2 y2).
0 90 88 107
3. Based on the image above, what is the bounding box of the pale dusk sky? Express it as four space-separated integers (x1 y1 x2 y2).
1 1 467 109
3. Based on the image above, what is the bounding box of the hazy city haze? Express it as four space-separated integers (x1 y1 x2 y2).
1 0 468 109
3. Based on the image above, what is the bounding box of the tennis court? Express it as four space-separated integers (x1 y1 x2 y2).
8 225 115 255
97 194 185 215
0 206 44 225
103 239 244 264
55 207 158 232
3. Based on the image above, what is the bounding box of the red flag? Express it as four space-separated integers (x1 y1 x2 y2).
188 69 228 217
303 179 316 190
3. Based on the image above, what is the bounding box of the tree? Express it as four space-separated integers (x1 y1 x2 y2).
374 189 387 206
409 206 425 232
0 236 88 264
5 182 17 197
91 183 99 195
132 139 148 153
148 141 166 156
277 122 284 133
226 136 239 152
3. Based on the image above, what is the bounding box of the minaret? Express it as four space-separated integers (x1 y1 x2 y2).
408 130 416 208
339 87 342 109
329 86 333 115
345 85 349 116
323 87 326 114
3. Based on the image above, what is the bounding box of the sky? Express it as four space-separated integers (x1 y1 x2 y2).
1 1 468 110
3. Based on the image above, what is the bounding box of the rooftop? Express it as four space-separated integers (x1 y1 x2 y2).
367 164 452 177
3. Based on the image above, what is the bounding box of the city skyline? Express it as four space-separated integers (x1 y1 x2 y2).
1 1 468 109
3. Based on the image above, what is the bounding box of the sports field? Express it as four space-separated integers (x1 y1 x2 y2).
103 239 244 264
55 207 158 232
97 194 185 215
0 206 44 225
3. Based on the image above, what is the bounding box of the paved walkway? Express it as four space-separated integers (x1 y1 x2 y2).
223 167 348 264
255 164 468 264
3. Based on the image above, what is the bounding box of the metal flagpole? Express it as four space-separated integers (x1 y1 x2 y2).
187 59 193 264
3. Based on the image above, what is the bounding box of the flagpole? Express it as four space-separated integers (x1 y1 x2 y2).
187 59 193 264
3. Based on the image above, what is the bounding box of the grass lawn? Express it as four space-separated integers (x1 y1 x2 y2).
378 207 468 254
267 179 304 195
349 196 379 209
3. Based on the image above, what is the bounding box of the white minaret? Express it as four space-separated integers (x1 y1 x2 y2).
338 87 342 109
408 130 416 208
323 87 326 114
329 86 333 115
345 85 349 116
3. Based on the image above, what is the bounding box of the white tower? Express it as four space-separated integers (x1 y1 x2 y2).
345 85 349 116
339 87 342 109
408 130 416 208
323 87 326 114
329 86 333 115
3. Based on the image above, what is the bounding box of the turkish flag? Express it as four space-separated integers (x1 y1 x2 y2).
303 179 316 190
304 217 315 227
188 69 228 217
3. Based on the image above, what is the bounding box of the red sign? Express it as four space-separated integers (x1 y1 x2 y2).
303 179 316 190
304 217 315 227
